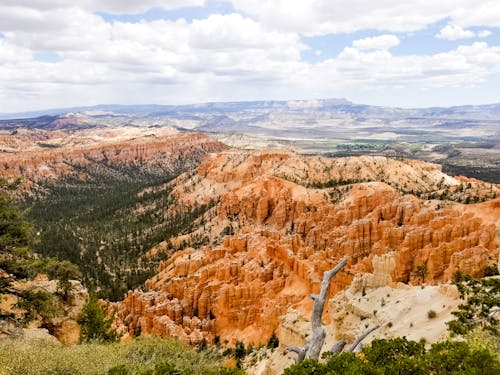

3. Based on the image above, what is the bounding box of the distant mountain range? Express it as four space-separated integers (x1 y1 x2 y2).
2 98 500 120
1 98 499 182
1 98 499 145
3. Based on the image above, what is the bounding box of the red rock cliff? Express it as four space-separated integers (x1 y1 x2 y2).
0 132 227 194
114 151 499 345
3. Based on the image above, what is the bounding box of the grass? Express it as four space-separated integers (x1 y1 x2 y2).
0 337 236 375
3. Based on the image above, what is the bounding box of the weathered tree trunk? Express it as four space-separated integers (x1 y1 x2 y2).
287 257 347 362
305 257 348 360
287 257 380 362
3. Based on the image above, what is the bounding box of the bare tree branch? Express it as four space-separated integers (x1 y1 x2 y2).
330 339 347 354
287 345 303 354
287 344 309 363
297 344 309 362
345 325 379 353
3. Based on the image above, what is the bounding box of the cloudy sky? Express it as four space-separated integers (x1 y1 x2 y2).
1 1 500 112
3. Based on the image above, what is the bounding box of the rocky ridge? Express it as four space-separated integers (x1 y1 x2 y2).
113 150 499 346
0 132 226 196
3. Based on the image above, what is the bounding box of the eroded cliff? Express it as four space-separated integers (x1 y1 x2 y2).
114 150 499 345
0 132 227 196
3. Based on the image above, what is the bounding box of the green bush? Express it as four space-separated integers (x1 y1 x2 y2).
447 275 499 335
284 338 500 375
77 294 118 343
14 289 61 325
49 259 82 300
234 341 246 359
427 340 499 374
283 359 328 375
324 352 378 375
465 326 500 358
362 337 425 367
483 265 499 277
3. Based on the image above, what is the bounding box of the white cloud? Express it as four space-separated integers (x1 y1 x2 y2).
436 24 495 40
0 1 204 14
450 1 500 28
315 41 500 88
0 40 32 64
0 1 500 111
436 24 475 40
352 35 400 50
189 14 299 52
228 0 500 35
0 9 309 111
478 30 492 38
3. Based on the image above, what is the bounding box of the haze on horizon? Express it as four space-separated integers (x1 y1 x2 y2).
1 1 500 113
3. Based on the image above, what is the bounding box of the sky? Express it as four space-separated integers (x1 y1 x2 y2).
1 1 500 112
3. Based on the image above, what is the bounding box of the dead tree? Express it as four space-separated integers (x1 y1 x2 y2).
287 257 378 362
344 325 379 353
287 257 347 361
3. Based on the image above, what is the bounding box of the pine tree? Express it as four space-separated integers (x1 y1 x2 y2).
77 293 119 343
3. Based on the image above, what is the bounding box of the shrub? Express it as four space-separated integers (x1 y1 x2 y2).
284 338 500 375
267 332 279 349
465 326 500 357
49 260 82 300
427 340 500 374
283 359 327 375
447 276 500 335
325 352 378 375
77 293 118 343
234 341 246 360
483 265 499 277
362 337 425 367
14 289 61 325
427 310 437 319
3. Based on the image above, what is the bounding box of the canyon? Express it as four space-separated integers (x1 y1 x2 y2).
0 129 228 300
0 124 498 369
0 128 225 195
112 150 499 348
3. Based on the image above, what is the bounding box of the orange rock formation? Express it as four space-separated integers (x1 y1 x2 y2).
0 132 227 193
114 151 499 345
